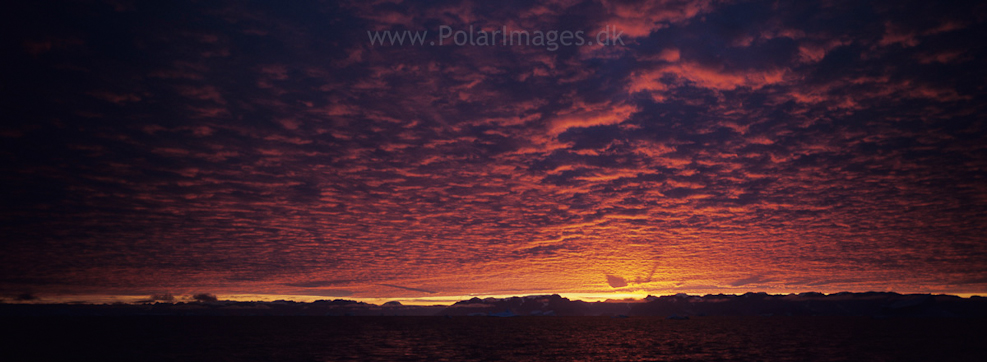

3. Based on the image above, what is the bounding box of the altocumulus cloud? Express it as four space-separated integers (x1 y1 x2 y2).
0 0 986 300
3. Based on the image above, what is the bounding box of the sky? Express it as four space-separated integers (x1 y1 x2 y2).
2 0 986 304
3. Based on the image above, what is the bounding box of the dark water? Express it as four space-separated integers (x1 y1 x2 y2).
4 316 985 361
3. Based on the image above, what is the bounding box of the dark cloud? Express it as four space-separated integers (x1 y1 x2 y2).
730 274 774 287
15 293 38 302
283 280 354 288
607 275 629 288
378 284 438 294
192 293 218 302
137 293 175 303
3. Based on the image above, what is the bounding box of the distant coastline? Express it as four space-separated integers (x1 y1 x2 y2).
4 292 985 318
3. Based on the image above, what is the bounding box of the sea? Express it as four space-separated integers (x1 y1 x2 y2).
4 316 985 361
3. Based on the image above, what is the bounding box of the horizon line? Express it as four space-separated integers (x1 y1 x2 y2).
5 291 985 306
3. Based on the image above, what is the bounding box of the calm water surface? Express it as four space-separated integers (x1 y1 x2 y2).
4 316 985 361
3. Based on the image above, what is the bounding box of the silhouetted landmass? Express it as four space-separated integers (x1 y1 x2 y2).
2 292 985 317
441 292 987 318
0 299 447 317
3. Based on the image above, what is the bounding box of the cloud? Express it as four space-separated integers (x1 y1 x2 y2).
729 274 773 287
1 0 986 301
137 293 176 303
15 293 38 302
631 62 787 94
283 280 355 288
547 101 638 135
598 0 713 38
606 275 629 288
193 293 218 302
378 284 438 294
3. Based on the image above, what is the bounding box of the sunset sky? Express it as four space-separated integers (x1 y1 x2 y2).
2 0 986 304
